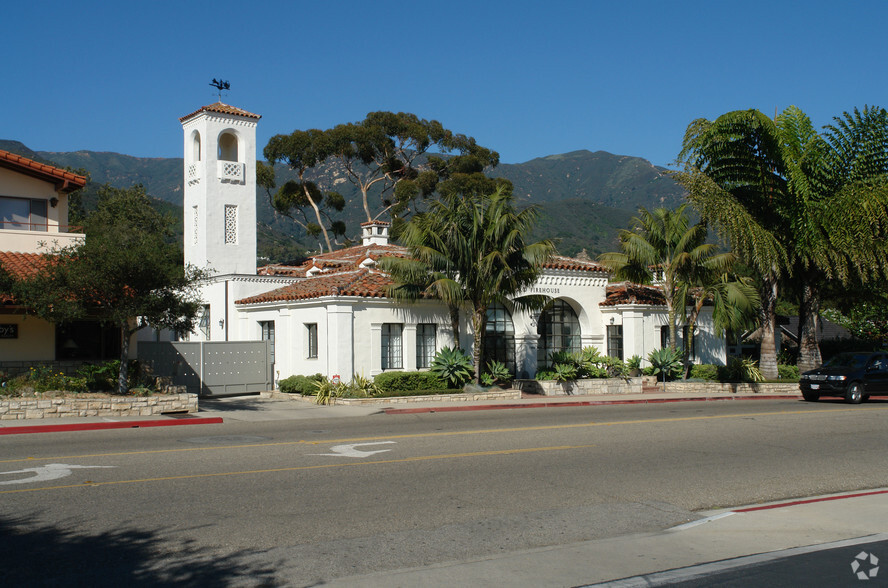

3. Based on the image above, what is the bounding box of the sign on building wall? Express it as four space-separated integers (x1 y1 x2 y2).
0 324 18 339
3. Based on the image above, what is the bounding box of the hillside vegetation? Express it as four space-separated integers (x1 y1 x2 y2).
0 140 686 260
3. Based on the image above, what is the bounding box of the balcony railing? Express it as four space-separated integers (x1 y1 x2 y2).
186 162 204 185
218 161 244 183
0 225 85 253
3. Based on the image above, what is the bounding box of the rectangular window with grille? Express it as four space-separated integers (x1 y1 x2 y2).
416 323 436 369
224 204 238 244
260 321 275 364
607 325 623 360
306 323 318 359
381 323 403 370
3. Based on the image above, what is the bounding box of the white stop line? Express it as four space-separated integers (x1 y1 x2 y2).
0 463 116 486
311 441 397 458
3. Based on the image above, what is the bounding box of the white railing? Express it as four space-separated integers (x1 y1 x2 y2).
0 228 85 253
217 161 244 183
186 162 204 185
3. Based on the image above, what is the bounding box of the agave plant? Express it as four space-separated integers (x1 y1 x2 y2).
485 360 513 386
648 347 684 392
430 346 474 388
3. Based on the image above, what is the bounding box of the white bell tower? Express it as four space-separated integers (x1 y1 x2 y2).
180 102 260 276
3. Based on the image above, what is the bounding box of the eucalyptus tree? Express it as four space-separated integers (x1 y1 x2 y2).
379 187 554 384
262 112 500 247
676 106 888 375
259 129 345 253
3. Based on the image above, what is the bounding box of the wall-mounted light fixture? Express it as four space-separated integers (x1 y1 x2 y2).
609 317 615 325
218 319 225 329
49 197 59 208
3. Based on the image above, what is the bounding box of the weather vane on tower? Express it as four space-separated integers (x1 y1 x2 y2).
210 78 230 101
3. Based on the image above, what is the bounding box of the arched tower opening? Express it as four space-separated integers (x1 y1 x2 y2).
218 131 239 162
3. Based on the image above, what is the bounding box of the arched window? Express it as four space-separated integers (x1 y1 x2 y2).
483 302 515 374
537 299 581 368
218 132 238 161
191 130 201 162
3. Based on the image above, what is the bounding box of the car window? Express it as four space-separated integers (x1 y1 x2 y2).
823 353 870 370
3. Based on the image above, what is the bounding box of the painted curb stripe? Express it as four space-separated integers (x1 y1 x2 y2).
384 395 802 414
0 417 223 435
733 488 888 512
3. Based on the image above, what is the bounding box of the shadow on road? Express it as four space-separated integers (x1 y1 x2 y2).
198 396 278 412
0 514 281 587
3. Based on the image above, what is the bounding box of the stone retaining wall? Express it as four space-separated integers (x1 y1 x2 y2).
644 381 800 395
516 378 799 396
0 393 198 420
268 389 521 405
516 378 644 396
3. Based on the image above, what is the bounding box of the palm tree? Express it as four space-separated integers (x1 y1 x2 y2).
676 106 888 375
380 187 554 384
598 204 742 360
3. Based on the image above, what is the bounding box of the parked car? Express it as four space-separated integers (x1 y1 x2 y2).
799 352 888 403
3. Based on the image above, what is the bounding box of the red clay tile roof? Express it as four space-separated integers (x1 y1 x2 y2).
543 255 606 272
179 102 261 123
257 243 410 277
0 251 53 304
600 282 666 307
236 269 393 304
245 244 604 305
0 150 87 193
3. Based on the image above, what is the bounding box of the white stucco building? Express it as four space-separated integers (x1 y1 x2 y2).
180 102 727 381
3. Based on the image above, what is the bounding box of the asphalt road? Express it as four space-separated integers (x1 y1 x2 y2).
2 399 888 586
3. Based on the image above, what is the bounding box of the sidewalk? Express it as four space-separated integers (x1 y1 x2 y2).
0 388 801 434
320 489 888 587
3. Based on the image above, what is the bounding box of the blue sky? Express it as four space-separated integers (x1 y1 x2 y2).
6 1 888 168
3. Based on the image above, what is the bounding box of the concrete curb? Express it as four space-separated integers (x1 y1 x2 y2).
0 415 223 435
383 394 802 414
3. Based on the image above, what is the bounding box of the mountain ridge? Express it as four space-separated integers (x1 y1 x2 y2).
0 140 686 260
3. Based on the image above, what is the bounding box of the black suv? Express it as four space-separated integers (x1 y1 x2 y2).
799 352 888 403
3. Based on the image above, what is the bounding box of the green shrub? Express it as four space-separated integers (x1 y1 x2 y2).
626 355 642 371
535 370 557 381
725 356 764 382
777 364 800 380
429 346 474 387
279 374 325 395
374 371 448 393
689 364 719 381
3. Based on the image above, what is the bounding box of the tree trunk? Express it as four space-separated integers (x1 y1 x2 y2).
683 299 704 379
797 280 822 374
471 306 486 385
758 275 779 380
449 304 461 351
118 324 131 395
302 182 333 252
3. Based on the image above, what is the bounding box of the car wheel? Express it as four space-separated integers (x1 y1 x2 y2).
845 383 864 404
802 391 820 402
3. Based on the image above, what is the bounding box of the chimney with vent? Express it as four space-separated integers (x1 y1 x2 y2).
361 220 390 246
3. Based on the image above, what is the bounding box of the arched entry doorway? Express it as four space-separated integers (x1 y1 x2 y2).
537 299 581 368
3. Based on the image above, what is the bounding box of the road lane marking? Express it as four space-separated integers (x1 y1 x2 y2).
0 463 115 486
0 444 596 494
311 441 397 457
4 405 886 465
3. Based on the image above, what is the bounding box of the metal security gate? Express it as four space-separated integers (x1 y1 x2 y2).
139 341 272 397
